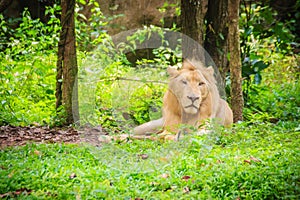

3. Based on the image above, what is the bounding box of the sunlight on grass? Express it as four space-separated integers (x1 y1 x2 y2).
1 122 299 199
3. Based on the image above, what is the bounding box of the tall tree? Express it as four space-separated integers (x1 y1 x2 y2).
56 0 79 124
228 0 244 121
205 0 229 81
180 0 208 45
0 0 12 13
180 0 208 60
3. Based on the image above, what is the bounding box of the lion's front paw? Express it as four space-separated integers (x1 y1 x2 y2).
164 134 177 141
158 130 176 141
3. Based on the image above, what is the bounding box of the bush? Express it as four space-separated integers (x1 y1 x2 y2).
239 1 298 105
0 54 57 126
0 6 60 126
0 5 61 59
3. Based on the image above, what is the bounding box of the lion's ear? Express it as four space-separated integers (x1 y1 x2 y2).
206 66 215 76
167 67 179 77
182 60 196 70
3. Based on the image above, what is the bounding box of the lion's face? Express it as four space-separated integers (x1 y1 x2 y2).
167 67 209 114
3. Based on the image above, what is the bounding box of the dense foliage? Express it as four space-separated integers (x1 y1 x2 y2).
0 6 60 126
239 1 299 100
1 1 298 127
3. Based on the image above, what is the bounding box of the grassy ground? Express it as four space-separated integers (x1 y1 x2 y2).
0 120 299 199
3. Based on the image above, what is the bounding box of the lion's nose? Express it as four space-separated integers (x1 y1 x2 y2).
187 95 200 102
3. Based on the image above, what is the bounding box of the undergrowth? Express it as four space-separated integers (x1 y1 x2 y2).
0 121 299 199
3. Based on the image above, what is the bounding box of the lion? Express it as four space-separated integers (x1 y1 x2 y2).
133 60 233 140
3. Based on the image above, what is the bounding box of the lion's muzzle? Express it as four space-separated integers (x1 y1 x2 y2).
184 94 200 113
187 95 200 103
184 104 198 109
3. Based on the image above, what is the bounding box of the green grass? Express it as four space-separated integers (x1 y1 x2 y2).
1 121 299 199
0 53 57 126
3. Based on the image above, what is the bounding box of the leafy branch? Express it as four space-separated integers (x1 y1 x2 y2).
97 77 168 84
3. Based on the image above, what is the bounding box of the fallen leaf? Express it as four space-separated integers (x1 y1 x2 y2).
45 191 58 197
171 185 177 190
216 159 224 164
8 170 14 178
137 154 148 160
160 173 169 178
150 182 159 186
69 173 77 179
182 175 191 181
58 130 66 134
244 160 251 164
31 122 40 126
0 188 32 198
250 156 261 162
122 112 132 120
15 188 32 195
183 186 190 193
159 157 169 162
76 193 81 200
0 166 7 170
34 150 41 156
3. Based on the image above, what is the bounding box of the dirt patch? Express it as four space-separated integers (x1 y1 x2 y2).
0 125 82 148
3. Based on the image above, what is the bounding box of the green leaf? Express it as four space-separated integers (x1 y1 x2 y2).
218 33 224 40
254 73 262 84
226 53 230 61
253 60 269 72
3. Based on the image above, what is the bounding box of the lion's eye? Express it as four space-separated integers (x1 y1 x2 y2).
198 82 205 86
182 80 187 85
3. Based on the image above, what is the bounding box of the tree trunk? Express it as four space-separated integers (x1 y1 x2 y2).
56 0 79 125
180 0 208 60
205 0 229 81
0 0 12 13
228 0 244 122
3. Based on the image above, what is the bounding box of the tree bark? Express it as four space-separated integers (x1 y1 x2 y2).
0 0 12 13
181 0 208 60
228 0 244 122
56 0 79 125
205 0 229 81
181 0 208 45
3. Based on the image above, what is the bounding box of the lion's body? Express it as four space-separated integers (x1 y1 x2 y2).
133 61 233 137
